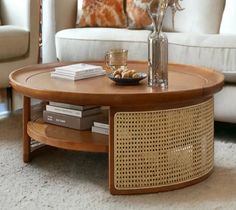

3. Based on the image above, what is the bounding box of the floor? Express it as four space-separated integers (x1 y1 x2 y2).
0 89 10 119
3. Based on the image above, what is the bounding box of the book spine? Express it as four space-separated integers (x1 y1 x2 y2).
49 102 84 110
51 72 76 80
49 102 98 111
46 105 101 117
46 105 82 117
43 111 104 130
93 122 109 129
55 68 103 75
91 126 109 135
51 71 106 80
43 110 84 130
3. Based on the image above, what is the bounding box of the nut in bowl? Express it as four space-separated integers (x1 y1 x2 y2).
108 68 147 85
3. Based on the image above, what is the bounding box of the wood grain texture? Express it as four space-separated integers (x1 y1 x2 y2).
10 61 224 194
9 61 224 106
27 118 108 153
23 96 31 163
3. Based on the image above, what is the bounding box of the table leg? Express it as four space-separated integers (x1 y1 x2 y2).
23 96 31 163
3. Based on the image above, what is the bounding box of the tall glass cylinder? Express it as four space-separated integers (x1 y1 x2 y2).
148 31 168 88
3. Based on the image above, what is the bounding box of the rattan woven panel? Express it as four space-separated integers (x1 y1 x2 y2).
113 99 214 190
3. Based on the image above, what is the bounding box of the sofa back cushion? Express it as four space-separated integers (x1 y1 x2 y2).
220 0 236 34
126 0 158 29
76 0 127 28
163 0 225 34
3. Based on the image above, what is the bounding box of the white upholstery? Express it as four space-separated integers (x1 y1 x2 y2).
220 0 236 34
56 29 236 82
0 0 40 110
0 0 40 88
56 28 150 61
163 0 225 34
0 26 29 60
42 0 236 123
167 33 236 82
42 0 77 63
215 85 236 123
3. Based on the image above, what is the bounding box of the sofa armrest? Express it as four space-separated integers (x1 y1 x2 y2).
1 0 31 30
0 0 40 62
42 0 77 63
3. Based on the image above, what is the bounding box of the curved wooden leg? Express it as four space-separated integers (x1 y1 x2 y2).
23 96 31 163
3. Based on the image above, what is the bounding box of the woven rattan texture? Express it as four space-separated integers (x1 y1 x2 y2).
114 99 214 190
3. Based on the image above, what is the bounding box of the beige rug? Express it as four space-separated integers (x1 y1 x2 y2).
0 112 236 210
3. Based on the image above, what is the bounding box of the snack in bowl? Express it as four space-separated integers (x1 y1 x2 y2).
113 68 140 79
108 68 147 85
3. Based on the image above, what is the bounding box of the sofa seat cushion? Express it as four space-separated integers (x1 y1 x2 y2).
55 28 151 61
0 25 29 61
167 32 236 83
214 85 236 123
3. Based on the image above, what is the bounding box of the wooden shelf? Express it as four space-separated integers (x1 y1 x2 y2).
27 118 108 153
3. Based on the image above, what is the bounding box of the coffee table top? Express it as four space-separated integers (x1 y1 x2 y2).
9 61 224 106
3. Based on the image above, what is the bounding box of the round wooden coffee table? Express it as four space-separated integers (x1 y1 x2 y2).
9 61 224 195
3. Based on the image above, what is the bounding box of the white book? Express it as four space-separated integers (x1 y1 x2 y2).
91 126 109 135
55 63 103 74
49 102 98 111
55 68 104 76
46 105 101 118
93 121 109 129
51 70 106 80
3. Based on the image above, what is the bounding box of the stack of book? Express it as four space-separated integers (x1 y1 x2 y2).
43 102 104 130
91 121 109 135
51 63 106 80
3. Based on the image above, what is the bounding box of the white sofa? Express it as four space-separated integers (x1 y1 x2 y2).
0 0 40 109
42 0 236 123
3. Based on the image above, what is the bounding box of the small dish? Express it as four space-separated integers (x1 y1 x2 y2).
108 72 147 85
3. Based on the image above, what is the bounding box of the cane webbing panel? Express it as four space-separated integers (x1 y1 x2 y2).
113 99 214 190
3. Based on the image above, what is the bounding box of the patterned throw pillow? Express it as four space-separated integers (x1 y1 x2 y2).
126 0 159 29
76 0 127 28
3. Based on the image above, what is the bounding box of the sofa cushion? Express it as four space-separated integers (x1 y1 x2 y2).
167 32 236 82
56 28 236 83
214 85 236 123
76 0 127 28
220 0 236 34
126 0 158 29
56 28 150 61
163 0 225 34
0 25 29 60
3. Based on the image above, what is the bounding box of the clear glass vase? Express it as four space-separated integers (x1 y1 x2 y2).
147 1 169 89
148 31 168 88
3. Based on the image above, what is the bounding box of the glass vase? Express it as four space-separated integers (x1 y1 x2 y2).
148 30 168 88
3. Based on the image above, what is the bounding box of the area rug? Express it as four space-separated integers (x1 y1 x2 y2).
0 113 236 210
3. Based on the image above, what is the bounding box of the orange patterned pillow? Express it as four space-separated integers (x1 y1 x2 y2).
126 0 159 29
76 0 127 28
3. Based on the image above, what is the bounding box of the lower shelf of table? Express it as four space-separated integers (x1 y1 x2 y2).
27 119 109 153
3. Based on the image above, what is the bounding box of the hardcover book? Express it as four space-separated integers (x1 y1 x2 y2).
54 63 103 75
91 126 109 135
46 105 101 118
51 70 106 80
93 121 109 129
49 102 98 111
43 110 103 130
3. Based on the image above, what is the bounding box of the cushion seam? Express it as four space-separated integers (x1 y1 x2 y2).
56 37 147 43
169 42 236 50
